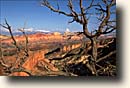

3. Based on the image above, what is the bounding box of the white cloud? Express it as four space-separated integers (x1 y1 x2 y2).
0 27 51 34
24 28 50 33
35 29 50 32
0 27 9 32
65 28 70 32
24 27 34 32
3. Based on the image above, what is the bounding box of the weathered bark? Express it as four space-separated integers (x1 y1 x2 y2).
90 37 97 75
84 37 97 75
90 37 97 61
83 24 98 75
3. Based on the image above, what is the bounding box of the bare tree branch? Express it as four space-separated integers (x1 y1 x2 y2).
85 0 94 10
96 50 116 63
98 39 114 48
0 19 20 50
0 19 30 75
41 0 73 17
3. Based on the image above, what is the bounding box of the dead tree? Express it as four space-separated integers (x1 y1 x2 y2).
0 19 74 76
41 0 116 75
0 19 32 75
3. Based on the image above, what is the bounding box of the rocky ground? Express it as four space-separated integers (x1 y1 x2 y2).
0 33 116 76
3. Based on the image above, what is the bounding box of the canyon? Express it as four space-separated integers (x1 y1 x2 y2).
0 32 86 76
0 32 116 76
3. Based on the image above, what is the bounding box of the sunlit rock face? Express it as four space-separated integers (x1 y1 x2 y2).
23 51 59 71
62 43 81 52
0 35 9 39
1 32 85 76
1 32 84 44
9 50 59 76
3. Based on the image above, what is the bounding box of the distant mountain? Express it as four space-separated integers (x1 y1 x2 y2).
0 28 51 36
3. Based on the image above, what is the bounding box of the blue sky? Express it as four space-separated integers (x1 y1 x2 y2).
0 0 116 33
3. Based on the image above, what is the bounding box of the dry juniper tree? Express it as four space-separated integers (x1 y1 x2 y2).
41 0 116 76
0 0 116 76
0 20 72 76
0 19 32 76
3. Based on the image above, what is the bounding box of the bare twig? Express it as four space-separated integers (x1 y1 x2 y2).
98 39 114 48
41 0 73 17
41 0 116 76
0 19 31 76
96 50 116 63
